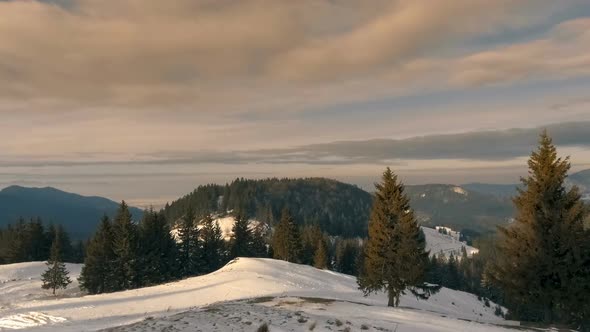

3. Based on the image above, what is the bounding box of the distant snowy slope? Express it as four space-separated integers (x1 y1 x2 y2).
0 258 516 331
422 227 479 258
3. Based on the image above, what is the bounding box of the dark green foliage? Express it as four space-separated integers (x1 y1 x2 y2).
138 209 178 286
79 216 116 294
485 132 590 327
111 201 139 290
200 214 226 273
229 213 253 258
176 206 200 277
334 239 362 276
0 218 77 264
41 228 72 295
358 168 431 307
164 178 372 236
272 209 302 263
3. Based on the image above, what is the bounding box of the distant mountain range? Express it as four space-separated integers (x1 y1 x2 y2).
463 168 590 201
3 168 588 240
0 186 143 239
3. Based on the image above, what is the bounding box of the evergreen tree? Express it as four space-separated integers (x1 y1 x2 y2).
177 205 200 277
313 237 329 269
485 132 590 326
230 213 253 258
7 218 27 263
334 239 361 276
79 216 116 294
28 219 47 261
41 228 71 295
138 209 178 286
250 219 269 258
200 214 226 273
443 253 461 290
55 225 73 262
111 201 139 290
358 168 431 307
272 208 302 263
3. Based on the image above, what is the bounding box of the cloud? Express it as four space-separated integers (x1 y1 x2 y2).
1 121 588 167
0 0 588 111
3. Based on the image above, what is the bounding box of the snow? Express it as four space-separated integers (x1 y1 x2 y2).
452 187 468 196
422 227 479 258
0 258 520 331
172 215 263 241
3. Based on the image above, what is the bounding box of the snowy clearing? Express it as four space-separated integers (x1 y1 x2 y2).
0 258 523 331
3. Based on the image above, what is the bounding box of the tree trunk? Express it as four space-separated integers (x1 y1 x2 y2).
52 286 56 295
387 285 395 307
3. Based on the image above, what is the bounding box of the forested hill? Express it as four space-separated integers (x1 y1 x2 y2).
163 178 373 236
164 178 516 237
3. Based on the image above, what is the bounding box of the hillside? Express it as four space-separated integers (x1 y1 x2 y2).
196 214 478 259
164 178 373 236
0 186 143 239
404 184 514 235
166 178 515 237
0 258 517 331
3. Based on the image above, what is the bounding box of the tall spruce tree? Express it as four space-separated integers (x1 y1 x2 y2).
177 206 200 277
485 132 590 326
138 209 178 286
41 228 72 295
358 167 430 307
229 213 253 258
111 201 139 290
200 214 226 273
79 216 116 294
272 208 302 263
313 237 329 269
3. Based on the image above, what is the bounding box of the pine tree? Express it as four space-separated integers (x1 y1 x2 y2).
335 239 361 275
177 205 200 277
79 216 116 294
250 219 269 258
313 237 329 269
230 213 253 258
200 214 226 273
358 167 430 307
41 228 72 295
272 208 302 263
111 201 139 290
138 209 178 286
485 132 590 326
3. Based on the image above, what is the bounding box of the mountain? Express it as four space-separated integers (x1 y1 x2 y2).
404 184 514 235
569 168 590 200
0 186 143 239
462 183 520 199
166 178 514 237
463 168 590 201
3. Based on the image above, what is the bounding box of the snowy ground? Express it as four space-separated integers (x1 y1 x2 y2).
0 258 523 332
422 227 479 258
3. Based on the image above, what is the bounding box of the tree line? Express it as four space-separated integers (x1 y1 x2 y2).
0 218 85 265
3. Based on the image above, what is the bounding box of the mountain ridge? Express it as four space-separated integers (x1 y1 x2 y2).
0 185 143 239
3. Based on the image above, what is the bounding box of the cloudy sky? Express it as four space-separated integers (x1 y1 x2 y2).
1 0 590 206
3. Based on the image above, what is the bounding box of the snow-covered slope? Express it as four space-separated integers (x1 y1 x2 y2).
0 258 518 331
422 227 479 258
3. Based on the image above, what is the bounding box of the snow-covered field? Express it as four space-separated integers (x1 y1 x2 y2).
422 227 479 258
0 257 522 332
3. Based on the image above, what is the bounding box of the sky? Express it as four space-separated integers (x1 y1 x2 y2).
1 0 590 207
